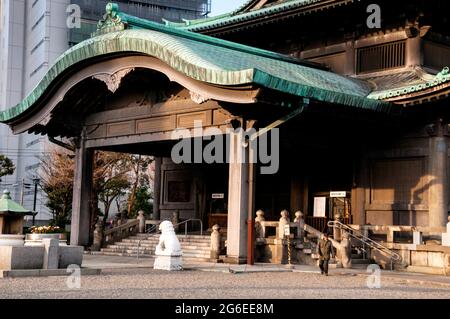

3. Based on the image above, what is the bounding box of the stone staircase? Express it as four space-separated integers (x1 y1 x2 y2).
93 233 214 262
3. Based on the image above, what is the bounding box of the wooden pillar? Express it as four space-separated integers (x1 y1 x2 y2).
428 121 448 228
352 156 367 225
153 157 162 220
290 175 302 213
225 131 249 264
70 137 94 247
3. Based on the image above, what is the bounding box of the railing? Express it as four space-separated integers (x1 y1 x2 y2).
104 219 139 246
328 221 403 270
306 217 328 233
173 219 204 236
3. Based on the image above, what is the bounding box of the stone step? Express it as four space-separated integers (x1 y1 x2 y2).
123 238 213 245
113 243 211 250
129 235 213 241
102 247 210 255
99 249 211 259
92 251 211 262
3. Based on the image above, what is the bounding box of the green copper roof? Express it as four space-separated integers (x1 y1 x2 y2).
368 67 450 100
0 4 390 124
165 0 325 32
0 190 31 214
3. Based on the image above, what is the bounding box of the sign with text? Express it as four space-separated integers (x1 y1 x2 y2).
212 193 225 199
313 197 327 217
330 191 346 198
284 224 291 236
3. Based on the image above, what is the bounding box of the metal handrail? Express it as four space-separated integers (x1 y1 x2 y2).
173 218 204 236
328 221 403 267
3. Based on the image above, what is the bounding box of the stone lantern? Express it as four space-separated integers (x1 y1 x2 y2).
0 190 33 246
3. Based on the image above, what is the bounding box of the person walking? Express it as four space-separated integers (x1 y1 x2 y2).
318 233 333 276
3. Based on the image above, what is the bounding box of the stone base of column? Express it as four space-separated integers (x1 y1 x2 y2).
223 256 247 264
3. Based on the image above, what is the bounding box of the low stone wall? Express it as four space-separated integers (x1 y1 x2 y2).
0 245 83 270
370 243 450 274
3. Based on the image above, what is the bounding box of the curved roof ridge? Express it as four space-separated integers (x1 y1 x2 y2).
0 27 390 123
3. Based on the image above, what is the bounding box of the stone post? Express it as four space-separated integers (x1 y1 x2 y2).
42 238 59 269
70 136 94 247
113 213 120 227
210 224 221 260
333 212 342 241
255 210 265 238
137 210 146 233
428 121 449 228
92 220 103 251
279 210 290 239
294 211 305 242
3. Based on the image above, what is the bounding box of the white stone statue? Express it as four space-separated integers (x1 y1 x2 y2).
154 221 183 271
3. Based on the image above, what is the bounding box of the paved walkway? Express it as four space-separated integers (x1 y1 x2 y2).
82 255 450 288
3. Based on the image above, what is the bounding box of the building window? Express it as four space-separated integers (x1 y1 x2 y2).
30 62 48 77
357 40 406 74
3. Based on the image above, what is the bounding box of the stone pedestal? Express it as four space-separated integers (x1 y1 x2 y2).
153 255 183 271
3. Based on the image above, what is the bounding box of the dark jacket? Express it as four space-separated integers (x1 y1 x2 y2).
318 238 333 261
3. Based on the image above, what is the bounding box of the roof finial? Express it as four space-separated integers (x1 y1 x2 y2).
2 189 11 199
92 2 126 37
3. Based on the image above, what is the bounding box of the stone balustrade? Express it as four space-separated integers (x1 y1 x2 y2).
102 219 139 247
348 224 447 244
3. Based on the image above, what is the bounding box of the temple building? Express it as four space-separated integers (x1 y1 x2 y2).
1 0 450 266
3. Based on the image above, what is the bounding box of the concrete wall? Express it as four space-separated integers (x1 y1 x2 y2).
0 245 83 270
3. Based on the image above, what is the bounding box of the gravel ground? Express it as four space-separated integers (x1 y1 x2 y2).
0 268 449 299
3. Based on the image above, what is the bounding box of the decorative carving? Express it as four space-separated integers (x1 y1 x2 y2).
93 68 134 93
190 91 210 104
93 3 126 37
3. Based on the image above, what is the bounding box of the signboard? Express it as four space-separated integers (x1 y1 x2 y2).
313 197 327 217
212 193 225 199
284 224 291 236
330 191 346 198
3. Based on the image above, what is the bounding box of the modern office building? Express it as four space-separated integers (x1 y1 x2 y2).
0 0 210 222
